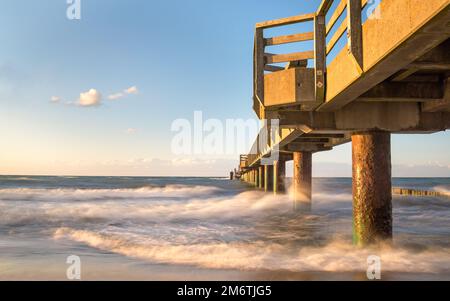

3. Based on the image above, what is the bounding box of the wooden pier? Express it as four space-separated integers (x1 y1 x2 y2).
236 0 450 246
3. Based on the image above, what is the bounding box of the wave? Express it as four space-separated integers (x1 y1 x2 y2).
54 227 450 273
2 178 449 276
6 182 440 227
434 186 450 196
0 189 292 225
1 177 42 181
0 185 222 202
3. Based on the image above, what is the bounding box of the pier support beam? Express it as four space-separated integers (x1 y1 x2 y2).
264 165 273 192
352 131 392 246
254 169 259 187
273 159 286 194
293 152 312 211
259 166 265 189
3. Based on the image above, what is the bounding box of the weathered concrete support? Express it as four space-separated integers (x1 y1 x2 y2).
258 166 265 189
254 169 259 187
352 131 393 246
293 152 312 211
264 165 273 192
273 159 286 194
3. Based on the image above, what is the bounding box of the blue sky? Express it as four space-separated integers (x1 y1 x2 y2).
0 0 449 176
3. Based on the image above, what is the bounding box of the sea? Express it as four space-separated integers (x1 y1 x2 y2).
0 175 449 280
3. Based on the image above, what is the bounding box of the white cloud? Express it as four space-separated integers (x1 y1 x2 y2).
78 89 102 107
300 162 450 178
171 158 217 166
52 86 138 107
108 93 124 100
50 96 61 103
91 157 235 176
125 128 138 134
107 86 138 101
124 86 138 95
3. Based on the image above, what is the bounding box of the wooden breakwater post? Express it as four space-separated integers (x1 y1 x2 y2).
393 188 449 198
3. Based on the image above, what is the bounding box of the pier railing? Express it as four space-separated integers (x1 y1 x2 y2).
321 0 370 65
253 12 318 117
253 0 372 118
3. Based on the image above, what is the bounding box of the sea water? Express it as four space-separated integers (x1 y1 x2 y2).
0 176 449 280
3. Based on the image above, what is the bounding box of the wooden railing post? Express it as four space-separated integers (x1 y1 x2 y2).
314 14 326 102
255 28 265 106
347 0 363 71
317 0 334 16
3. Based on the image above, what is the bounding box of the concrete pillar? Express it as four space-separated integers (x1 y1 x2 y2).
352 131 392 246
258 166 265 189
273 159 286 194
264 165 273 192
254 169 258 187
293 152 312 211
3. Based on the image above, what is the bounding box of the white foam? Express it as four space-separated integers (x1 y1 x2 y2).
0 185 221 201
54 227 450 273
0 188 290 225
434 186 450 196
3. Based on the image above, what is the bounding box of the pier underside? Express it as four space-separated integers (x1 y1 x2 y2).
238 0 450 246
